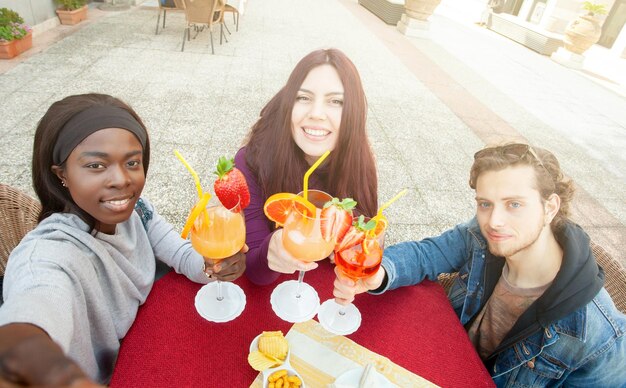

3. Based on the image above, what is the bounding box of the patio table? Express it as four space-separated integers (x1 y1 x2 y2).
110 259 494 387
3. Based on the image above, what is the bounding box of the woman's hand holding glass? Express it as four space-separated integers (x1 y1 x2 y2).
267 229 318 274
203 244 248 282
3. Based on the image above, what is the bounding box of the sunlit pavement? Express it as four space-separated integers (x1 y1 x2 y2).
1 0 624 265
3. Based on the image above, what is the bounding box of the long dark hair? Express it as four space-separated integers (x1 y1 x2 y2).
32 93 151 229
244 48 378 216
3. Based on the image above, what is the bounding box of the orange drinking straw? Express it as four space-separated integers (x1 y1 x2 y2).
302 150 331 202
174 150 203 199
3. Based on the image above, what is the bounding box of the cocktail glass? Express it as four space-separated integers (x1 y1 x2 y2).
192 197 247 323
270 190 334 323
318 220 385 335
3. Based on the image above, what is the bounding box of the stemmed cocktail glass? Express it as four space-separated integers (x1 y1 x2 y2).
318 218 385 335
192 196 247 323
174 150 248 323
270 189 334 323
318 189 406 335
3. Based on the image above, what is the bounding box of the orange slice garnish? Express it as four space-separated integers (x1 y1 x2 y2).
373 215 388 237
363 216 387 253
181 192 211 239
264 192 316 227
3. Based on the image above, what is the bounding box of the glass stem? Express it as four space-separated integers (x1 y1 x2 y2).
216 280 224 301
338 304 346 316
295 270 305 299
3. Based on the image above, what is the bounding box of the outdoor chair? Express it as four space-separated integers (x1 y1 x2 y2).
0 183 41 276
181 0 226 54
155 0 185 35
592 241 626 314
437 241 626 314
222 1 239 32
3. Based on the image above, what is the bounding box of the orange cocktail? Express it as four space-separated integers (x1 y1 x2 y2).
282 193 334 262
318 216 386 336
267 189 333 323
335 235 383 279
191 204 245 260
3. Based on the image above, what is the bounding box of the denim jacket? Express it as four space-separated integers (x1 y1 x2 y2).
376 218 626 387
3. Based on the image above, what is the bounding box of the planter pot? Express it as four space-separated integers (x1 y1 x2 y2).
14 32 32 55
563 14 602 55
0 40 17 59
404 0 442 21
0 33 33 59
56 5 88 25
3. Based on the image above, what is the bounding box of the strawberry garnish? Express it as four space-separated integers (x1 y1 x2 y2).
320 197 356 243
336 215 376 252
214 156 250 212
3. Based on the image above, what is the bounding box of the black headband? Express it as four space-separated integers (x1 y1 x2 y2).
52 105 147 165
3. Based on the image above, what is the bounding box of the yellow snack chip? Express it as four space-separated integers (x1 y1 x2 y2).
261 330 284 337
259 332 289 360
247 351 281 371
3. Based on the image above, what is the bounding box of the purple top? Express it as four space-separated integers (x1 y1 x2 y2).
235 147 328 285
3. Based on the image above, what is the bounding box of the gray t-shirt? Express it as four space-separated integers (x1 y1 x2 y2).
0 198 208 383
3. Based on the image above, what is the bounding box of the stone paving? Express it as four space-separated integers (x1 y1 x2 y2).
0 0 624 265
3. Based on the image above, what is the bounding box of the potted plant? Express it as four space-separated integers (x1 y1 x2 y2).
0 8 32 60
397 0 442 37
563 1 608 55
404 0 442 21
56 0 88 25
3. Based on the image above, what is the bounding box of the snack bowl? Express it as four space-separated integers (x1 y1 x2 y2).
260 364 305 388
249 334 305 388
249 334 290 366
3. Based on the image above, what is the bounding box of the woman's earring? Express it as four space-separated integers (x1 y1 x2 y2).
61 180 67 187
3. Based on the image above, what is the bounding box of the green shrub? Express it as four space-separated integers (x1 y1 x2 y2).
0 7 24 26
0 8 30 42
582 1 608 16
55 0 88 11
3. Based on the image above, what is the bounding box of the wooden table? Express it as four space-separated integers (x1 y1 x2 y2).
110 260 494 387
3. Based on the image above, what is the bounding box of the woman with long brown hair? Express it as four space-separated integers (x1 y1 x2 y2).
235 48 378 285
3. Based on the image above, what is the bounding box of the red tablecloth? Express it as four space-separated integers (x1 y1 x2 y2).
110 260 494 387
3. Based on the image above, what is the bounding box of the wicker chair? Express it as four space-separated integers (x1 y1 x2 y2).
222 1 239 32
0 184 41 276
155 0 186 35
437 242 626 314
181 0 226 54
591 241 626 314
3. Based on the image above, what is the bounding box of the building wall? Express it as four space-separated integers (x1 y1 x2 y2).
0 0 58 26
537 0 613 33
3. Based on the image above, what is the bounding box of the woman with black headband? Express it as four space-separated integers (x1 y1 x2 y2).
0 93 247 386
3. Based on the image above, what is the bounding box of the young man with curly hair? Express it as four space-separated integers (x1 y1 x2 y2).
333 143 626 386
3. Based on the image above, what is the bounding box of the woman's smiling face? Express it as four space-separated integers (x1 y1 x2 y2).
53 127 145 234
291 64 344 165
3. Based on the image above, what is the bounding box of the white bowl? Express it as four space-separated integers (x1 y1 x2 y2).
249 334 305 388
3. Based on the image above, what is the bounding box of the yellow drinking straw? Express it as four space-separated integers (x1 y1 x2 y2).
377 188 408 218
302 150 331 202
174 150 211 238
369 188 408 237
180 192 211 239
174 150 203 199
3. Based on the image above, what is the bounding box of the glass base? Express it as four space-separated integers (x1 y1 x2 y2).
194 282 246 323
318 299 361 336
270 280 320 323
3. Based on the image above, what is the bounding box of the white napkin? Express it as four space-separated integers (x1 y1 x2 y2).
328 364 380 388
359 364 379 388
